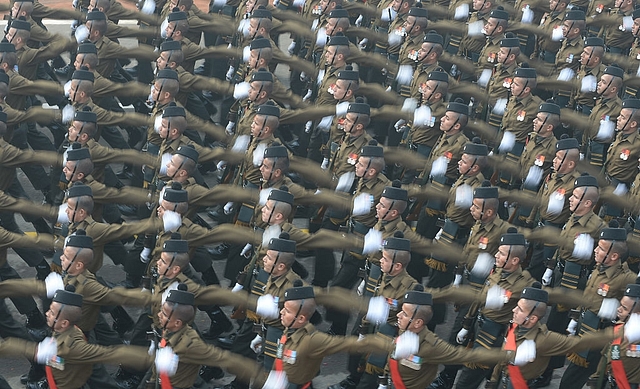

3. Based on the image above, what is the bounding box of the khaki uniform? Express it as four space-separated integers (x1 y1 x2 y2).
239 134 279 187
0 138 61 191
85 138 157 183
477 35 502 71
0 189 57 220
92 35 156 78
475 267 535 325
604 130 640 184
316 65 345 106
601 8 635 51
571 63 606 109
487 61 517 106
16 37 76 81
530 169 581 225
463 217 513 270
92 70 150 100
407 100 447 150
595 323 640 385
0 100 61 130
520 133 557 180
331 132 373 178
556 211 606 264
5 68 63 110
0 227 54 267
581 262 636 314
458 11 490 58
73 100 151 131
262 269 300 329
352 174 391 228
398 32 426 67
387 12 410 58
555 36 583 72
445 173 485 228
583 96 623 146
409 62 443 103
422 131 469 184
367 217 435 265
502 94 543 142
533 11 563 61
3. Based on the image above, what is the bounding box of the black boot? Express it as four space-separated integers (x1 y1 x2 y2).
35 260 51 281
199 365 225 382
120 273 141 289
202 306 233 339
21 363 45 384
110 306 135 337
426 368 457 389
528 367 553 388
25 309 49 341
112 366 144 389
327 377 357 389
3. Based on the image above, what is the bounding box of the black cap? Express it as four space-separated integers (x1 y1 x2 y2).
328 32 350 47
489 7 509 20
162 232 189 253
86 9 107 21
256 102 280 118
360 140 384 158
175 145 199 163
463 137 488 156
74 106 97 123
267 186 294 205
347 98 370 115
584 36 605 47
564 10 585 21
328 5 349 18
423 30 443 45
539 101 561 116
251 5 272 20
600 227 627 242
67 182 93 198
250 36 272 50
625 283 640 298
404 285 433 306
408 3 428 18
160 38 182 52
556 135 580 151
428 70 449 83
64 229 94 250
0 41 16 53
622 98 640 109
53 285 83 307
574 173 598 189
156 68 179 81
167 8 188 22
166 283 195 305
500 227 526 246
514 66 536 79
447 100 469 116
521 282 548 303
604 65 624 79
162 102 186 118
251 68 274 83
264 143 289 159
72 68 94 83
0 69 8 85
77 41 98 54
10 18 31 31
337 65 359 81
163 182 188 203
268 232 297 254
381 180 408 202
284 280 314 301
500 32 520 48
382 231 411 252
66 143 91 161
474 180 498 199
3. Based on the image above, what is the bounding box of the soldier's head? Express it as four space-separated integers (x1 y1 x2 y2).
511 66 536 98
553 136 580 174
90 0 111 12
157 40 184 70
458 138 488 177
153 69 180 104
633 9 640 37
548 0 568 12
513 284 548 328
391 0 415 14
11 1 34 19
249 37 273 70
47 286 83 332
333 66 360 102
159 103 188 141
244 0 268 14
534 101 561 137
472 0 493 12
0 41 18 73
580 37 604 68
569 174 599 215
263 233 296 276
595 224 628 267
85 10 108 42
281 281 316 329
615 0 634 12
398 286 433 332
403 5 428 38
377 181 408 222
597 66 623 98
418 31 443 65
562 10 585 40
70 68 95 104
61 230 94 276
484 8 509 37
618 283 640 322
159 284 196 332
341 98 370 136
325 37 350 68
496 228 526 272
441 99 468 134
381 231 411 276
166 145 198 182
356 140 385 179
616 98 640 134
169 0 194 12
63 144 94 183
326 7 350 36
252 102 280 139
249 7 273 39
319 0 343 16
471 182 499 222
158 183 189 218
261 187 294 225
248 68 274 104
421 70 448 104
260 144 289 184
157 234 190 280
74 42 99 72
5 18 31 50
498 33 520 65
164 8 189 40
65 183 94 223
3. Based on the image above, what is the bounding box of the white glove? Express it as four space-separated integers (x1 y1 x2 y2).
353 193 374 216
321 158 330 170
259 188 274 206
454 3 469 20
141 0 156 14
477 69 492 88
287 41 297 55
317 115 333 131
414 105 432 127
223 202 235 215
57 204 69 224
358 38 368 50
620 16 633 31
315 27 328 47
262 225 281 247
162 210 182 232
596 119 615 141
485 285 508 310
154 115 163 134
396 65 413 85
597 298 619 320
380 7 397 22
159 153 172 175
521 6 534 23
362 228 383 254
551 25 564 41
467 20 484 36
63 80 72 97
455 184 473 208
357 279 365 296
524 166 544 188
148 340 156 356
62 105 75 123
625 313 640 343
579 153 585 161
231 135 250 152
471 253 495 278
430 156 448 178
613 183 628 196
388 31 403 46
45 272 65 298
262 370 289 389
394 331 419 359
226 66 236 81
453 274 462 287
140 247 152 263
366 296 390 324
546 190 565 215
160 18 169 38
355 14 363 26
300 72 307 81
541 268 553 286
401 98 418 113
238 18 250 35
498 131 516 153
253 142 267 167
233 82 250 100
302 90 313 102
74 25 90 43
242 45 251 62
572 233 594 260
250 334 263 353
394 119 406 132
217 160 227 170
557 68 575 82
456 328 469 344
256 294 280 319
566 319 578 335
35 337 58 364
155 346 179 377
580 75 597 93
514 339 536 366
213 0 227 7
336 101 349 117
241 243 252 258
335 171 355 192
492 98 508 115
232 283 244 292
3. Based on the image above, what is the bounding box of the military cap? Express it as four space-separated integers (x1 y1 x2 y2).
381 180 408 201
0 40 16 53
556 134 580 151
328 32 350 47
514 66 536 79
64 229 94 250
383 231 411 252
0 70 8 85
162 232 189 253
86 9 107 21
163 182 188 203
162 102 186 118
251 68 274 83
75 106 97 123
53 285 83 307
337 65 359 81
408 3 428 18
361 140 384 158
521 282 548 303
284 279 314 301
622 98 640 109
404 284 433 306
489 7 509 20
347 97 370 115
160 38 182 52
474 180 499 199
72 68 94 83
428 70 449 83
10 18 31 31
463 137 489 156
604 65 624 79
328 5 349 18
574 173 598 189
67 182 93 198
251 5 272 20
14 0 34 3
168 7 188 22
172 146 198 165
564 10 585 20
267 186 294 205
250 36 272 50
423 30 443 45
77 41 98 55
500 32 520 48
268 232 296 254
584 36 604 47
446 99 469 116
625 283 640 298
264 143 289 159
256 101 280 118
166 283 195 305
156 68 179 81
0 108 6 124
539 101 561 116
67 143 91 161
600 220 627 241
501 227 526 246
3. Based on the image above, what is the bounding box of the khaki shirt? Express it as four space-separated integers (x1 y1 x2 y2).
459 11 490 57
368 217 435 265
520 133 557 180
534 11 563 57
598 323 640 384
316 65 345 106
17 37 75 81
535 169 581 224
408 99 447 148
409 62 443 102
331 132 373 178
602 8 635 50
263 269 300 328
463 217 513 267
555 36 583 72
604 130 640 184
487 61 517 106
353 173 391 227
6 68 63 110
479 267 535 324
584 96 623 144
477 35 502 71
446 173 485 227
425 131 470 184
398 32 426 66
571 63 606 108
556 211 606 264
581 262 636 315
502 94 543 142
0 138 60 191
93 35 156 78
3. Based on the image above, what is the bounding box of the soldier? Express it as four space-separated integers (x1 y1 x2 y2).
553 10 586 108
484 33 519 111
570 37 606 115
458 0 495 63
326 97 372 178
600 0 636 54
393 4 429 98
477 7 509 73
532 0 567 64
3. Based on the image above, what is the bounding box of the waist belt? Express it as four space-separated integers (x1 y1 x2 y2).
560 260 588 290
424 174 451 213
475 315 506 349
575 104 594 115
351 220 370 236
468 272 488 290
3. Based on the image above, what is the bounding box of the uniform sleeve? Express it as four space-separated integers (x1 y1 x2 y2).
81 281 153 307
180 73 234 96
10 79 64 97
0 338 38 362
0 279 47 299
189 184 258 208
0 228 55 251
63 341 153 371
537 327 615 356
91 183 151 205
187 224 263 247
194 286 253 307
88 218 157 244
421 337 509 365
0 191 58 220
106 23 159 40
279 106 336 124
303 332 393 358
94 79 151 99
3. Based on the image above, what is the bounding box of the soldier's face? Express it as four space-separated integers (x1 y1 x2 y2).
497 47 512 64
494 244 510 269
380 250 397 274
332 79 351 101
325 18 338 36
157 200 172 218
280 300 301 328
562 20 578 39
532 113 548 134
156 51 170 70
68 121 82 142
260 158 275 181
11 2 25 19
249 49 261 69
617 296 635 321
166 155 183 178
511 300 531 326
568 187 584 212
376 197 396 221
156 252 174 278
63 161 78 182
472 0 485 11
397 303 416 329
391 0 403 12
580 46 595 67
458 153 475 175
439 111 459 133
46 302 64 330
632 17 640 36
262 250 279 273
421 80 440 103
261 200 275 223
245 0 256 13
510 77 527 97
248 81 263 102
355 157 369 178
594 239 614 265
553 150 568 173
251 115 267 137
325 46 337 66
74 54 86 71
60 246 82 276
248 19 262 38
616 108 635 132
470 198 484 220
159 118 171 139
69 80 80 102
158 303 180 330
66 198 81 222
